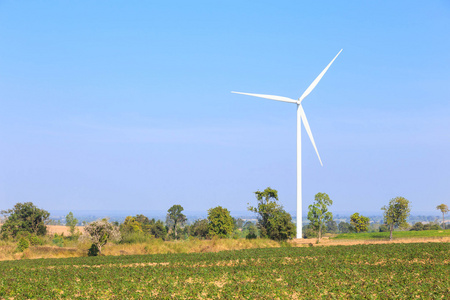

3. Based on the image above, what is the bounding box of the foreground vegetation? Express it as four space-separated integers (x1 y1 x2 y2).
1 243 449 299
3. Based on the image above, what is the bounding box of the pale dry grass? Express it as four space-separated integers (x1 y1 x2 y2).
102 238 280 256
46 225 85 236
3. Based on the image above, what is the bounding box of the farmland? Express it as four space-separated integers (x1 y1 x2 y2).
1 243 449 299
333 229 450 240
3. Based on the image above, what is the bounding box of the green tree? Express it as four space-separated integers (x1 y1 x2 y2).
248 187 295 240
245 223 258 239
1 202 50 238
208 206 234 238
190 219 209 239
326 220 338 234
381 196 411 240
350 213 370 233
436 204 449 229
338 222 351 233
166 205 187 239
266 209 296 241
120 216 143 234
84 219 121 255
307 193 333 242
135 214 151 225
65 212 79 237
150 220 167 240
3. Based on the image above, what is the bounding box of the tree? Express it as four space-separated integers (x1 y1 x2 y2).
84 219 121 255
381 196 411 240
190 219 209 239
265 209 296 241
1 202 50 238
150 220 167 240
245 223 258 239
135 214 151 225
436 204 449 229
166 205 187 239
307 193 333 241
326 220 338 234
248 187 295 240
208 206 234 238
338 222 351 233
65 212 79 237
350 213 370 233
120 216 143 234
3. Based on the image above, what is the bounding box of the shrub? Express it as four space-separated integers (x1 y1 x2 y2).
52 234 64 247
410 222 424 231
29 235 44 246
379 224 389 232
302 225 318 239
87 244 100 256
16 237 30 252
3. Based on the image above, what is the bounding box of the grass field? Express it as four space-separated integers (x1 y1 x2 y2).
333 229 450 240
1 242 449 299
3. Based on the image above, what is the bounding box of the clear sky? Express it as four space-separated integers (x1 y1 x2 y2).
1 1 449 216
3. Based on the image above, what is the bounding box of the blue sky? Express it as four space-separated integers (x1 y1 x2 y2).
1 1 449 215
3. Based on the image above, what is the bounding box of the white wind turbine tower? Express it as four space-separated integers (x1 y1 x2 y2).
232 49 342 239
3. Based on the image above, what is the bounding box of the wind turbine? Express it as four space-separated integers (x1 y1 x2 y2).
232 49 342 239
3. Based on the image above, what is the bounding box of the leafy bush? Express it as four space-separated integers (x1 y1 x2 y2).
302 225 318 239
29 235 44 246
379 224 389 232
52 234 65 247
87 244 99 256
16 237 30 252
410 222 424 231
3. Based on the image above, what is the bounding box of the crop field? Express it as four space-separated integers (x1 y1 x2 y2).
334 229 450 240
1 243 449 299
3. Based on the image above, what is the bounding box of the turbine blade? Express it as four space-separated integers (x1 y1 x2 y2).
231 91 298 104
299 105 323 166
299 49 342 102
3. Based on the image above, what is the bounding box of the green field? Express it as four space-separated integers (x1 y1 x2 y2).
1 243 449 299
334 229 450 240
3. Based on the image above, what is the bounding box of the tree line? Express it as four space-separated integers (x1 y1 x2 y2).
1 191 448 254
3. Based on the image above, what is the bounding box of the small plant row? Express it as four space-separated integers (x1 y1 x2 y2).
1 243 449 299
